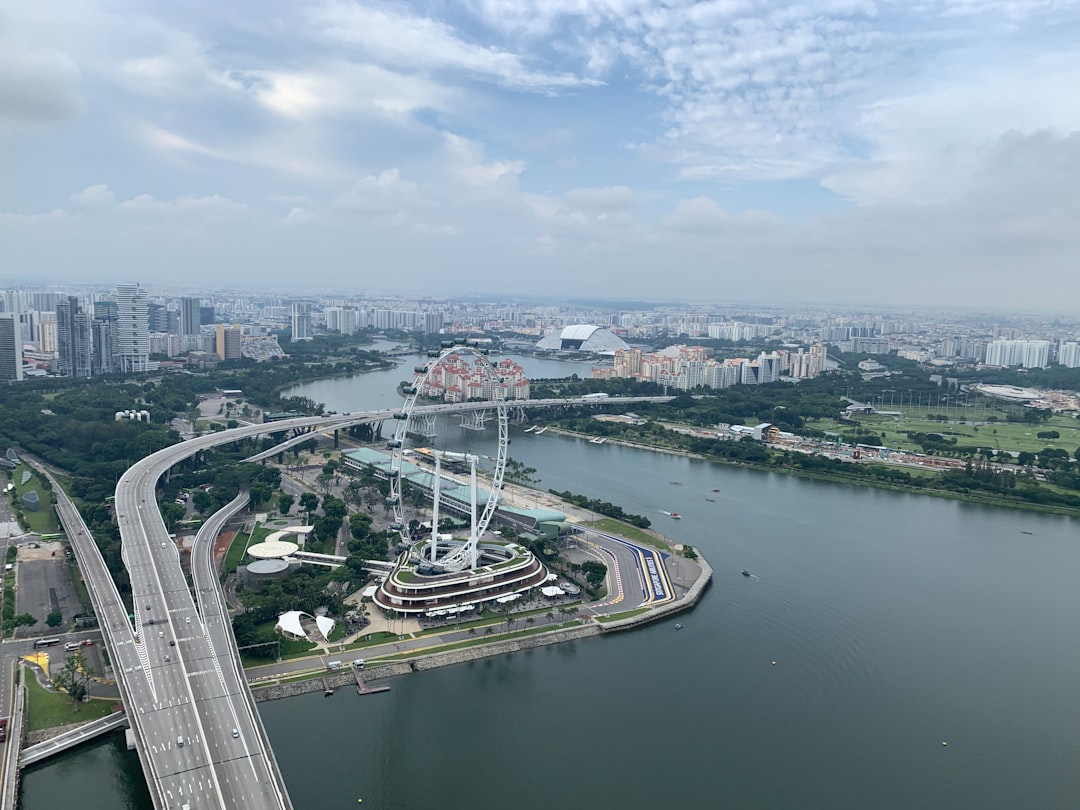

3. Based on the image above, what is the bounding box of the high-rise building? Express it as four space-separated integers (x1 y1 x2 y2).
985 339 1050 369
200 305 215 326
39 316 58 354
215 324 242 360
31 292 61 312
56 296 93 378
291 302 312 341
147 302 178 334
179 297 201 336
1059 342 1080 369
93 300 119 322
0 314 23 381
92 319 118 375
116 283 151 373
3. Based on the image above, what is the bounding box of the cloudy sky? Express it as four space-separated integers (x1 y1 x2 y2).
2 1 1079 307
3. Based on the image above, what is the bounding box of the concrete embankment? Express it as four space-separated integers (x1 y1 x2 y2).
250 548 713 702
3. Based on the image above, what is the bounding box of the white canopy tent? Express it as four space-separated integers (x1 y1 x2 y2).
275 610 307 638
315 615 336 642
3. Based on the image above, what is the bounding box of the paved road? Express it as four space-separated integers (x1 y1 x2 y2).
28 398 669 808
117 456 292 809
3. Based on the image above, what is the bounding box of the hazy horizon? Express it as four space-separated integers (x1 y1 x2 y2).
3 2 1080 308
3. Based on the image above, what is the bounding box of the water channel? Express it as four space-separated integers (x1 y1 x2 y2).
20 356 1080 809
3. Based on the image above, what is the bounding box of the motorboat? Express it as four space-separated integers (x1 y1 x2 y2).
674 623 683 630
670 512 681 519
741 569 751 577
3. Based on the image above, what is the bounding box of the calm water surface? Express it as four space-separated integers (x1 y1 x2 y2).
21 380 1080 809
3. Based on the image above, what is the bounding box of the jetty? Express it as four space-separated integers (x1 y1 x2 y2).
355 666 391 697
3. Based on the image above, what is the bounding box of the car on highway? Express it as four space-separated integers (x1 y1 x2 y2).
232 728 239 738
164 655 171 662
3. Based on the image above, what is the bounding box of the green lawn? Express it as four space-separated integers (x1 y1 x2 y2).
579 518 670 550
8 466 59 534
596 607 651 622
222 524 275 577
806 412 1080 456
24 670 118 732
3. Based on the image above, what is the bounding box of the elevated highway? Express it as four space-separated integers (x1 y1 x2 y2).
39 395 665 808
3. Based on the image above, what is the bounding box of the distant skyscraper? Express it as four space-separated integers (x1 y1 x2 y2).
92 319 118 375
215 324 242 360
94 300 119 322
56 296 92 378
1059 342 1080 369
199 305 215 326
291 302 312 341
116 283 151 373
180 297 201 336
0 314 23 381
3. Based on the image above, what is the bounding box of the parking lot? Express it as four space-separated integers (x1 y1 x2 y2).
14 542 82 637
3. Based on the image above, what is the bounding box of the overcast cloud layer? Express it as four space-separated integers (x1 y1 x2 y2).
2 0 1079 307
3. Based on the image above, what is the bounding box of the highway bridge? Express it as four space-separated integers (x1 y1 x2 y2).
47 396 669 808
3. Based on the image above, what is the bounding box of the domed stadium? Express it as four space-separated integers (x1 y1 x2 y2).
535 324 630 354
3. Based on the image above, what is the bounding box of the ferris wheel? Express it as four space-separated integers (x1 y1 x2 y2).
385 343 509 558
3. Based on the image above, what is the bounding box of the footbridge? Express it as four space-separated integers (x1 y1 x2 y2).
19 711 128 768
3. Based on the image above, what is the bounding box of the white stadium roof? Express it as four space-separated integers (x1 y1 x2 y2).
536 324 630 354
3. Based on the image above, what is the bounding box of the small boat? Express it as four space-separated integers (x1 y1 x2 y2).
711 488 721 493
668 481 683 486
590 436 607 444
674 623 683 630
705 497 716 502
741 569 751 577
670 512 681 520
1021 530 1034 535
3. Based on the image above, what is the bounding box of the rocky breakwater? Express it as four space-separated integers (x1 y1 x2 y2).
406 623 602 673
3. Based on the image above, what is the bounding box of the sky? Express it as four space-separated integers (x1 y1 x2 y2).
2 0 1079 307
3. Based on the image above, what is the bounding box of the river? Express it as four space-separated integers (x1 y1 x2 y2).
20 362 1080 809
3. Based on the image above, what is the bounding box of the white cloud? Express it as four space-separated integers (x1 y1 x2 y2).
443 133 525 187
310 1 600 91
70 184 116 207
563 185 637 211
117 192 251 220
242 63 453 121
0 23 84 129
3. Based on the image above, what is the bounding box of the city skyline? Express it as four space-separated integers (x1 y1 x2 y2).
2 2 1080 306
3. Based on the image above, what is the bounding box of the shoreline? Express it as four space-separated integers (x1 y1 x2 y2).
542 426 1080 520
249 543 713 703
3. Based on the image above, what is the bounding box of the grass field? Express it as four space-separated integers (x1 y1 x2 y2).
7 466 59 534
580 518 670 550
24 670 118 732
222 524 274 577
806 411 1080 456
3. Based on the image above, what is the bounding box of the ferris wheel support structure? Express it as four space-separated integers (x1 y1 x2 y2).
387 345 509 570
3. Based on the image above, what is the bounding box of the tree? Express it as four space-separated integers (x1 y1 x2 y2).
299 492 320 515
52 650 92 707
278 493 295 515
46 610 63 627
13 613 36 628
192 489 213 513
581 560 608 588
249 482 272 508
